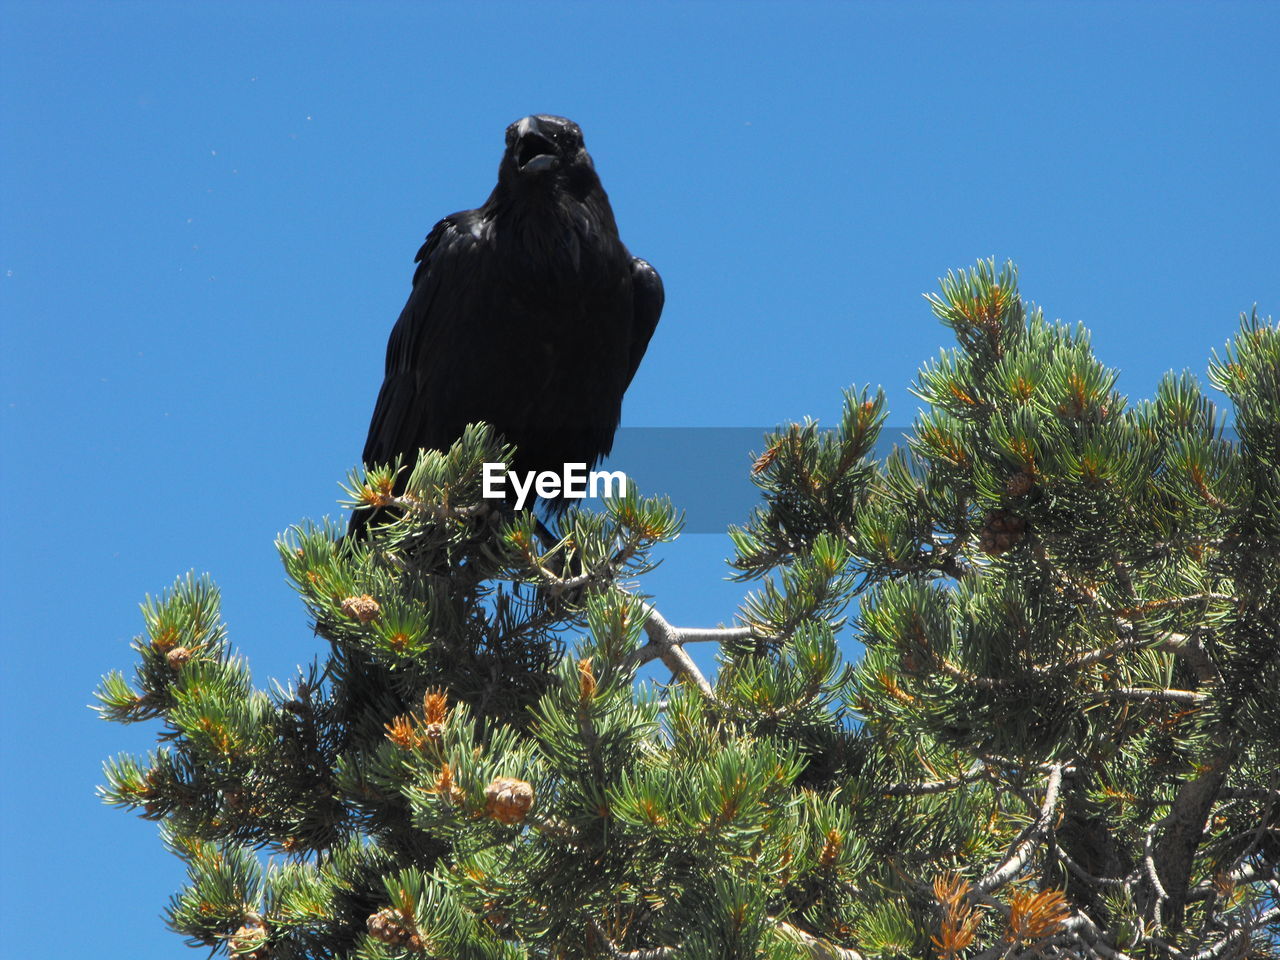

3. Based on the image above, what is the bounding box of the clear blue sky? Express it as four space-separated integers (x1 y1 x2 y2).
1 2 1276 955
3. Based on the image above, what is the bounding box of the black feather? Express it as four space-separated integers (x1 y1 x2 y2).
350 115 663 537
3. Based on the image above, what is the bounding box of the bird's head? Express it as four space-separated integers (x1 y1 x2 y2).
498 115 600 197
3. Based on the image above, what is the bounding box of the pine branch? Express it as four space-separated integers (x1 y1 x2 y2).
883 761 986 796
1110 624 1220 686
527 539 641 596
933 627 1219 692
391 494 491 520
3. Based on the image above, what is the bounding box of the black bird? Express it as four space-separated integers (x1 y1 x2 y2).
349 115 663 537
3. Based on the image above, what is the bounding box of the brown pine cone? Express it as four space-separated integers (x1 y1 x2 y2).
978 509 1027 555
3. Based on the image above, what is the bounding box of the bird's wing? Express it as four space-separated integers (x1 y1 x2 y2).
624 257 664 392
360 213 490 470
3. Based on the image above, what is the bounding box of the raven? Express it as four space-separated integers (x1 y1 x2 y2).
350 115 663 537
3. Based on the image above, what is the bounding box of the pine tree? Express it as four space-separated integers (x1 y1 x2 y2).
98 261 1279 959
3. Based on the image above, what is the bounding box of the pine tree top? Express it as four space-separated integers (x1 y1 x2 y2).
98 261 1280 959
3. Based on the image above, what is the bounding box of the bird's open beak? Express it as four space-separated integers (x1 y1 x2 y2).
514 116 559 173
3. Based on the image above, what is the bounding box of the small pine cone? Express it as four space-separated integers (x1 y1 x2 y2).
422 721 445 745
231 917 269 958
367 908 410 946
166 646 193 670
1005 471 1035 497
978 509 1027 555
484 776 535 825
341 594 380 622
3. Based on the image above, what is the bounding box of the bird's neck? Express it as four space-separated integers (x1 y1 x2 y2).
487 188 621 281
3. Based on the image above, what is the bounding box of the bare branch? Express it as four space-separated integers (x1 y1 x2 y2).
626 623 753 669
676 625 755 644
979 754 1076 775
1098 686 1207 704
1053 843 1132 892
974 764 1065 894
631 604 716 699
1061 911 1142 960
1144 822 1169 928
